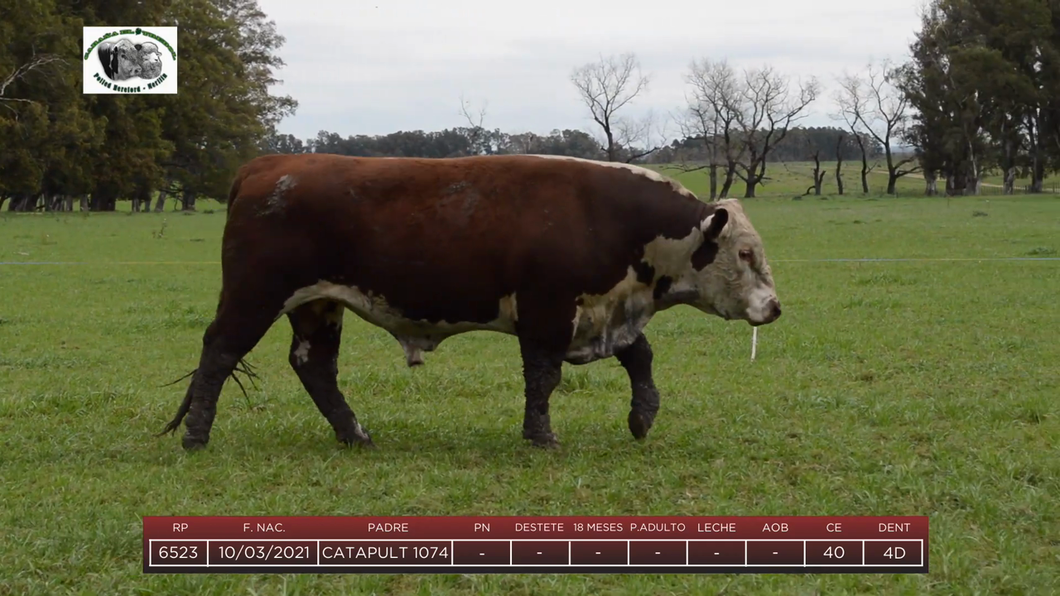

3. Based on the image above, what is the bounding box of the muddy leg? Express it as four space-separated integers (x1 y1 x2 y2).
615 333 660 440
519 338 564 448
516 299 575 448
164 305 279 451
288 300 373 447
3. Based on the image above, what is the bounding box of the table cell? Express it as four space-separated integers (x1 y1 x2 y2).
150 540 208 566
805 540 862 565
688 540 745 565
319 541 451 565
210 540 317 566
864 540 922 566
453 540 511 565
629 541 686 565
746 541 803 565
512 541 569 565
570 541 627 565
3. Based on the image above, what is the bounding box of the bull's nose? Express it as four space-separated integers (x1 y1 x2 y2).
770 299 782 320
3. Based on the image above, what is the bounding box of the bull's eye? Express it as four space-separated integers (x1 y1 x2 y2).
738 249 754 263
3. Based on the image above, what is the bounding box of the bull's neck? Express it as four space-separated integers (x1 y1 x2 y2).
653 276 700 312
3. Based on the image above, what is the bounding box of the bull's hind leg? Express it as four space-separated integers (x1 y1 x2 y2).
516 298 576 448
163 297 281 450
615 333 661 440
287 300 373 447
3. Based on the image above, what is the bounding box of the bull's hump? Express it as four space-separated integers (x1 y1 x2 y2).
524 154 698 199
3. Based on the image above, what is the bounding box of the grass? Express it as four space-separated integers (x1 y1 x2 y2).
1 191 1059 595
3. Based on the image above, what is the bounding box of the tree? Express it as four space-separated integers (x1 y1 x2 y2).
730 65 820 198
834 132 846 195
570 53 658 162
681 58 742 199
833 72 879 193
860 61 920 194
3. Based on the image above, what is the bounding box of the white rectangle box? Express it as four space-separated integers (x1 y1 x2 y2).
83 26 178 94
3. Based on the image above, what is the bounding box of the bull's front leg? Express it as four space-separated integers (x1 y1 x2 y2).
615 333 660 440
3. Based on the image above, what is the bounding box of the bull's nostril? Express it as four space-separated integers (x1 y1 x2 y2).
771 301 782 318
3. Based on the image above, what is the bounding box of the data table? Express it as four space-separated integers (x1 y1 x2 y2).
143 516 927 574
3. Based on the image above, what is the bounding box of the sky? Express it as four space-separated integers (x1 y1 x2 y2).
257 0 926 144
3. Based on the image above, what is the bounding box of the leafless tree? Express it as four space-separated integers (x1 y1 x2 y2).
860 60 919 194
805 146 826 196
731 66 820 198
0 53 64 113
832 72 878 193
571 53 657 162
679 58 743 198
458 94 490 155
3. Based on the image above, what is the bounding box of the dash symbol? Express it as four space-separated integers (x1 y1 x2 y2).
772 551 778 555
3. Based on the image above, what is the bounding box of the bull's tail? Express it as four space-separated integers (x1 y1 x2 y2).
156 358 261 436
225 165 247 216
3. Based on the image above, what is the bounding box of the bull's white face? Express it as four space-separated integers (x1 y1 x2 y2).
688 200 781 326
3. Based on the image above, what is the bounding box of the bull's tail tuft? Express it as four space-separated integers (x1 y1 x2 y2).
157 371 196 436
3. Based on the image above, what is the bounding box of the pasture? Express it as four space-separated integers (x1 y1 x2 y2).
1 188 1058 595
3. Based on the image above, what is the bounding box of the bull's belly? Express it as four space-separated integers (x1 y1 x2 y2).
281 281 518 365
281 280 654 366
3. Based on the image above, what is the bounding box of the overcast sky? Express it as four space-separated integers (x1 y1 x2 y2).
257 0 925 143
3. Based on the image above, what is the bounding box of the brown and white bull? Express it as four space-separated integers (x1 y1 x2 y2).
161 153 781 450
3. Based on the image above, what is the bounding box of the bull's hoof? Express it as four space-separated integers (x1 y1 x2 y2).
628 411 654 440
526 432 560 449
337 423 375 448
181 434 209 451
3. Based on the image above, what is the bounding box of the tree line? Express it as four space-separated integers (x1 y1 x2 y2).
5 0 1058 211
897 0 1060 195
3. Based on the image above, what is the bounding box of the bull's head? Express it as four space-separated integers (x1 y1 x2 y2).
685 199 781 326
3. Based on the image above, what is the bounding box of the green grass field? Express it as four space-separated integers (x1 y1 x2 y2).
1 190 1058 595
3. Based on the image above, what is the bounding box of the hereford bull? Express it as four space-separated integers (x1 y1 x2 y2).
160 153 781 450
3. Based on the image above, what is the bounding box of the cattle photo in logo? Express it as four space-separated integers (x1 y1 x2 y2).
160 154 782 451
82 26 177 94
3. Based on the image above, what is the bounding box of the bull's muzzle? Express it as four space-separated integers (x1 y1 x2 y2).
751 298 782 326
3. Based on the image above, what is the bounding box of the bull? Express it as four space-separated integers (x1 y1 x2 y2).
161 154 781 450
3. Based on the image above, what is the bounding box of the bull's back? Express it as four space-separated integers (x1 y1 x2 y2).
227 154 608 283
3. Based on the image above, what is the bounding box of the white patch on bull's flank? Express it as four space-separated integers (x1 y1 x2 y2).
526 154 697 199
293 339 311 365
280 282 520 363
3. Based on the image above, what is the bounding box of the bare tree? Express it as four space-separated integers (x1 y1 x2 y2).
0 53 64 112
730 66 820 198
680 58 743 198
860 60 919 194
571 53 655 162
832 72 878 193
806 147 826 196
458 94 490 155
615 108 665 162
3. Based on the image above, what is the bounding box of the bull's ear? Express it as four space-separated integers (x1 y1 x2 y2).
699 208 729 241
